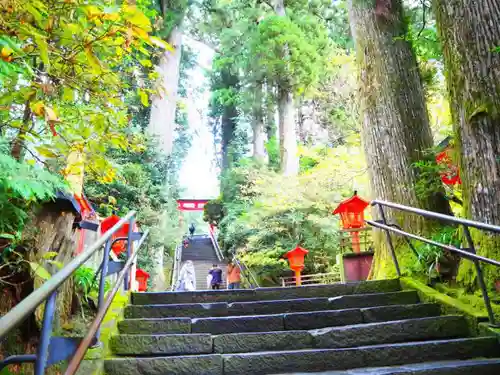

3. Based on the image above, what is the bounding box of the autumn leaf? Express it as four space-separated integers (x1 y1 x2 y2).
35 145 57 158
29 262 52 281
149 36 174 52
138 89 149 107
31 101 45 116
85 45 102 73
34 35 49 70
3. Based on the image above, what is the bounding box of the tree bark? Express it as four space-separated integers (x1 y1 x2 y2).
278 88 299 175
148 26 183 155
347 0 451 279
434 0 500 290
252 83 267 162
218 68 239 171
273 0 299 176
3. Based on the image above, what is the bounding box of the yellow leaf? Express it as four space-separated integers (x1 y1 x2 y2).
44 106 59 122
132 26 149 40
31 101 45 116
138 89 149 107
35 145 57 158
139 59 152 67
29 262 51 280
149 36 174 51
35 35 49 70
62 87 74 101
1 46 13 58
123 6 151 30
84 45 101 73
84 5 102 19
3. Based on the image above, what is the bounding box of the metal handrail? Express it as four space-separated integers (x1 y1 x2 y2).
64 229 149 375
170 243 182 291
368 199 500 326
0 210 135 338
0 210 147 374
233 256 260 288
208 225 224 262
280 272 341 287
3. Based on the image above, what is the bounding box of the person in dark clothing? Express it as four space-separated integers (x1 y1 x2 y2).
189 223 195 237
209 264 223 290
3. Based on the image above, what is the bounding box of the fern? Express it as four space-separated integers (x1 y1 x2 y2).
0 138 67 234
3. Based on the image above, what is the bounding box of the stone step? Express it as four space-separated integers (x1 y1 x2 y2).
112 316 468 356
278 359 500 375
103 337 499 375
119 303 441 334
132 279 401 305
125 290 418 319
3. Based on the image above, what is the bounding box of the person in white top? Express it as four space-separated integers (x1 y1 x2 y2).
176 260 196 291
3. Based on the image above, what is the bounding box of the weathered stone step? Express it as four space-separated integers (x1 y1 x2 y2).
125 290 418 319
222 337 500 375
103 337 499 375
213 316 468 354
119 303 441 334
279 359 500 375
132 279 401 305
112 316 468 356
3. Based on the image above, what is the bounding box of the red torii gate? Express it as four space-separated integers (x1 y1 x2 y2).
177 199 210 211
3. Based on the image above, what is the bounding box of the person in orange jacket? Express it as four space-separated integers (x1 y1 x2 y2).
227 261 241 289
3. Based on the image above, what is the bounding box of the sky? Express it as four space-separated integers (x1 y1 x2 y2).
178 37 220 199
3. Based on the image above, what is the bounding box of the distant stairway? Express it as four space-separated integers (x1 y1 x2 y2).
105 279 500 374
181 235 226 290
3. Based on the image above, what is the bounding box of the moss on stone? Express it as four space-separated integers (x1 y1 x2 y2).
400 277 488 336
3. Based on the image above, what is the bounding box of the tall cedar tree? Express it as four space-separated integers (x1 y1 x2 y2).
434 0 500 290
347 0 451 278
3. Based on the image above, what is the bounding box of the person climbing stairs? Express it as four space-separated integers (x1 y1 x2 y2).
106 279 500 374
181 235 226 290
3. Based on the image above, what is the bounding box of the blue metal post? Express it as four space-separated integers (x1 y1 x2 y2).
124 217 135 291
34 291 57 375
96 238 112 341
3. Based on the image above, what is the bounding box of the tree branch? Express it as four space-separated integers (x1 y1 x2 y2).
417 0 428 38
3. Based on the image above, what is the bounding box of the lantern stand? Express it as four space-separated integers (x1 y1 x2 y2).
284 246 309 286
333 192 374 282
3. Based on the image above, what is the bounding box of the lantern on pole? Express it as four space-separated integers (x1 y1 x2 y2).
101 214 131 256
135 268 150 292
333 191 370 253
284 246 309 286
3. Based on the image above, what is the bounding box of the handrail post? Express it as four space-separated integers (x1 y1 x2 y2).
96 238 112 341
124 216 135 291
34 291 57 375
377 204 401 277
462 225 497 326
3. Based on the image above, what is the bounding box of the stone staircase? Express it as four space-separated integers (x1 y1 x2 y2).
181 235 226 290
105 279 500 374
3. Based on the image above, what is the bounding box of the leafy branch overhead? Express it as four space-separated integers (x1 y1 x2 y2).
0 0 171 180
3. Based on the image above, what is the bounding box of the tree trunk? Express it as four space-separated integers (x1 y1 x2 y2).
434 0 500 290
278 88 299 175
347 0 451 279
11 101 31 160
252 83 267 162
273 0 299 175
148 26 183 155
219 68 239 171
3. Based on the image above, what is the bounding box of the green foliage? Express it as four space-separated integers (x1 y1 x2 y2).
406 227 461 281
0 0 168 179
217 138 369 283
0 137 65 234
203 198 225 226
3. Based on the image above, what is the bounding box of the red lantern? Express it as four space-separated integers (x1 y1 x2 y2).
436 147 461 185
100 215 130 256
135 268 150 292
285 246 309 286
333 192 370 253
